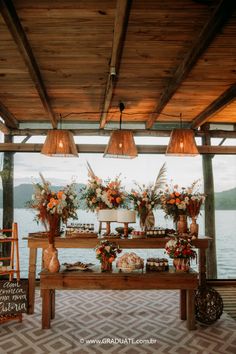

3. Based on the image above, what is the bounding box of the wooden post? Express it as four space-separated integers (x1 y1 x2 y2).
201 124 217 279
0 135 14 262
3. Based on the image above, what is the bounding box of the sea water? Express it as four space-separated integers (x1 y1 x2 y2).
1 209 235 279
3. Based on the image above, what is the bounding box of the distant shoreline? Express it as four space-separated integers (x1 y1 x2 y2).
0 184 235 210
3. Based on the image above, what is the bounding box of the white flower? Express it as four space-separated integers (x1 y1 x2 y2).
96 188 102 195
105 246 111 252
137 201 141 206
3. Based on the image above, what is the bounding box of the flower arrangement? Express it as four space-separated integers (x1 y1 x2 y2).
165 237 196 260
95 240 122 271
82 162 126 212
185 182 205 218
128 183 160 215
128 163 166 229
160 180 205 222
28 174 78 243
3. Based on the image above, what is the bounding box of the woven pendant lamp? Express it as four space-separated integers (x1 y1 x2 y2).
41 130 78 157
166 128 199 156
104 103 138 159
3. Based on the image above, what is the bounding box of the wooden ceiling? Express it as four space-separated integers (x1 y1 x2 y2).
0 0 236 133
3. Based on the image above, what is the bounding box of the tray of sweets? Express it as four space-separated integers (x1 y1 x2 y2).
146 258 169 272
62 261 94 271
65 232 98 238
28 231 63 238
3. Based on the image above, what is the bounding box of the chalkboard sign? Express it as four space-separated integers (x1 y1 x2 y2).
0 280 28 315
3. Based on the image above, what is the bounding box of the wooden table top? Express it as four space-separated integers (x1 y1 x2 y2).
40 267 199 290
26 235 211 249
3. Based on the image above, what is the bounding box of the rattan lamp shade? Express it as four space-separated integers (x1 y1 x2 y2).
104 130 138 159
166 129 199 156
41 130 78 157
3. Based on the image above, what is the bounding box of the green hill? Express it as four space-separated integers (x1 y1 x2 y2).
0 184 235 210
215 187 236 210
0 183 86 209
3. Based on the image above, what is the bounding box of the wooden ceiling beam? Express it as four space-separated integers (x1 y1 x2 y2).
0 121 10 135
9 128 236 139
0 101 18 129
100 0 131 129
146 0 236 129
0 0 57 128
190 84 236 129
0 143 235 155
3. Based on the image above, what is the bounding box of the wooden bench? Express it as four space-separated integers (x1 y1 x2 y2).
40 268 198 330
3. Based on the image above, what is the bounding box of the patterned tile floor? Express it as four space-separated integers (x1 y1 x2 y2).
0 290 236 354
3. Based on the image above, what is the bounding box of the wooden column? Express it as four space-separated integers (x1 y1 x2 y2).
201 124 217 279
0 134 14 261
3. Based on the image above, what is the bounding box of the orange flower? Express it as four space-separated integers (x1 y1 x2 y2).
57 190 64 199
47 202 53 208
175 198 180 204
169 199 176 204
116 197 121 204
96 249 101 255
175 192 180 197
109 256 114 263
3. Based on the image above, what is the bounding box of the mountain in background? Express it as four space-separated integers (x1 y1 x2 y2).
214 187 236 210
0 184 235 210
0 183 86 209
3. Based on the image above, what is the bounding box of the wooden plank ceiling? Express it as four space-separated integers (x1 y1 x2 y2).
0 0 236 133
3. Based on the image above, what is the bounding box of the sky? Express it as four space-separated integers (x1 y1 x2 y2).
0 135 234 193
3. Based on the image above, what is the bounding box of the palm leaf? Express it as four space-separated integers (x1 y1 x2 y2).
153 162 166 192
86 161 96 179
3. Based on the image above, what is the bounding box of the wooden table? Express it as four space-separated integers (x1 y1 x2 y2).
26 236 210 314
40 268 198 330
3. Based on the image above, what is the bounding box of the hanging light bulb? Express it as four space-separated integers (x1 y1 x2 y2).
41 114 78 157
166 113 199 156
104 102 138 159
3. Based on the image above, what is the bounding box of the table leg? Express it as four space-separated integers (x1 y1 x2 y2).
28 247 37 314
180 289 187 320
42 289 51 329
187 289 196 330
51 290 55 319
199 248 206 287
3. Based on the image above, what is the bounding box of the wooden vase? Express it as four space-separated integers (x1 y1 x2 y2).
190 217 199 237
177 215 188 234
48 250 60 273
43 244 57 270
173 258 190 272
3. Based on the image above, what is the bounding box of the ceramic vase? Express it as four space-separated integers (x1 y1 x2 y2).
43 244 57 270
177 215 188 234
101 259 112 272
190 217 199 237
173 258 190 272
48 250 60 273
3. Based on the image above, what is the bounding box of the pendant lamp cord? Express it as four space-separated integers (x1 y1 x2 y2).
119 102 125 130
